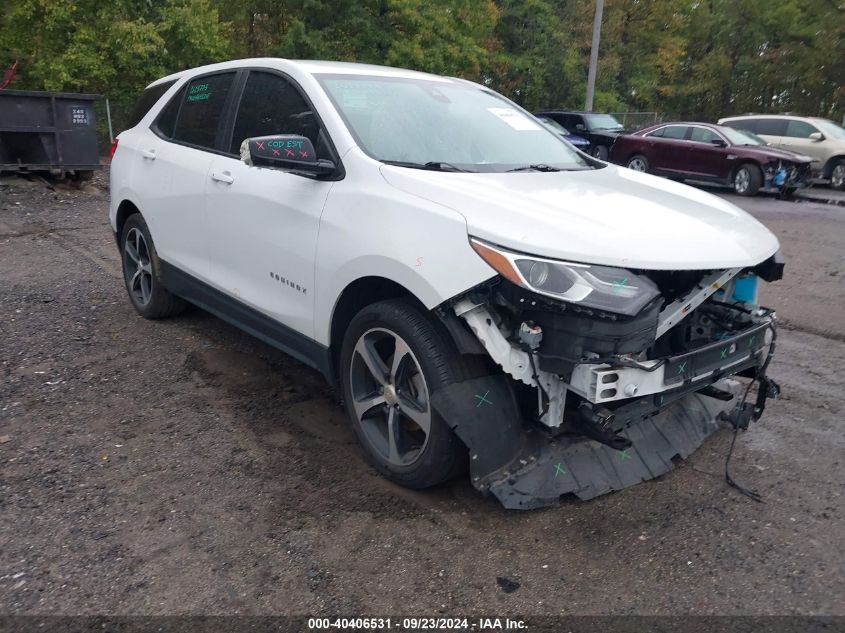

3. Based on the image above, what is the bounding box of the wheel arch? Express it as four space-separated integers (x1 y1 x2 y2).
822 154 845 178
114 199 142 245
730 159 761 182
329 276 426 375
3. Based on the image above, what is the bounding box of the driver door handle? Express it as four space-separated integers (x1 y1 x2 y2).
210 171 234 185
140 148 156 160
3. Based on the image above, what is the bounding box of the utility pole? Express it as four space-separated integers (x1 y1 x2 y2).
585 0 604 112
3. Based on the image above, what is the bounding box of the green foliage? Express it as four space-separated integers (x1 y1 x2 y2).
1 0 842 129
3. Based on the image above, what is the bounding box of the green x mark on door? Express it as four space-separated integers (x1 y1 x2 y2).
554 463 566 477
619 448 632 461
677 361 687 375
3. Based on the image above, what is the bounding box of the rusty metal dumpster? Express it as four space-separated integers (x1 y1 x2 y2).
0 89 102 178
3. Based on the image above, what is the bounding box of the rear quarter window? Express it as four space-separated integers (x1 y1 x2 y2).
170 72 236 150
125 80 177 130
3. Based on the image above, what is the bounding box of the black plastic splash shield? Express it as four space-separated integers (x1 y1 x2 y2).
489 379 742 510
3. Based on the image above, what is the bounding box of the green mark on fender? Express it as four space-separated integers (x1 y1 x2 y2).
619 448 632 461
474 391 493 407
554 463 566 477
677 361 687 375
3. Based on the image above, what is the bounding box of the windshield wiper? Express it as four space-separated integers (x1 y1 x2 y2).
383 160 476 173
506 164 562 172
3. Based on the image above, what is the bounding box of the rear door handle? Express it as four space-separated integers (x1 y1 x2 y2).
210 171 234 184
140 149 156 160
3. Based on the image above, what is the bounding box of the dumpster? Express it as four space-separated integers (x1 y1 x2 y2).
0 89 102 179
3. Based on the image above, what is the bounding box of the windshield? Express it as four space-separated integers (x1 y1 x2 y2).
585 113 623 131
721 127 764 146
536 116 570 135
814 119 845 140
317 74 589 172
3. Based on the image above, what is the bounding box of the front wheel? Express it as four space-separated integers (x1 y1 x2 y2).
590 145 609 160
831 160 845 191
733 164 762 196
626 155 649 172
339 299 468 488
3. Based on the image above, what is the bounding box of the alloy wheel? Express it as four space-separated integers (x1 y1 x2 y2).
349 328 432 467
832 164 845 189
734 168 750 194
627 157 647 172
123 227 153 306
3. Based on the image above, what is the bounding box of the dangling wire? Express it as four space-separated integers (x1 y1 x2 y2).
724 379 763 503
723 322 778 502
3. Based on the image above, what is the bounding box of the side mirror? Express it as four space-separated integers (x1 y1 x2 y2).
575 123 586 131
240 134 335 177
809 131 825 142
711 138 727 148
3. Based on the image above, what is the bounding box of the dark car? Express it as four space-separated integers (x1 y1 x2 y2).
534 110 624 159
609 122 814 196
535 115 591 150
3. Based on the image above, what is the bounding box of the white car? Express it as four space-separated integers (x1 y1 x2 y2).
111 59 783 509
719 114 845 190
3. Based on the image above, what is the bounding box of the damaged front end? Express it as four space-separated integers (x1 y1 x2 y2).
761 158 813 194
435 239 783 509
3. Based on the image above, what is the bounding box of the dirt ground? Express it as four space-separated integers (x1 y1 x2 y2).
1 173 843 616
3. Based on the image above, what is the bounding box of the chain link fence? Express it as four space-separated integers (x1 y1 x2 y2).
608 112 661 132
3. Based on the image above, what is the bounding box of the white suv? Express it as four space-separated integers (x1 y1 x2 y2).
719 114 845 190
111 59 783 509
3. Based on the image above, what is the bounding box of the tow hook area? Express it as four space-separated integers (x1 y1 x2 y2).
575 403 632 451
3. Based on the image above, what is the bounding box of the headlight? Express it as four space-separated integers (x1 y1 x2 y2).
470 237 661 316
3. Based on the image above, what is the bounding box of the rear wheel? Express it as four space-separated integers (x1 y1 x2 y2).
831 160 845 191
120 214 186 319
339 299 469 488
733 164 762 196
626 155 649 172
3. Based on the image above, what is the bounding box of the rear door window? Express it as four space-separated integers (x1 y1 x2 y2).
754 118 787 136
660 125 688 140
726 119 759 133
170 72 236 150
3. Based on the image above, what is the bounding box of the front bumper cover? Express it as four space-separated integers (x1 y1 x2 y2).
433 377 743 510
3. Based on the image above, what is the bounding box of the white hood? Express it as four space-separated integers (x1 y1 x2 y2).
380 163 780 271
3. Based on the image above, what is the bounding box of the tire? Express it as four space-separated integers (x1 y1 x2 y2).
626 155 649 173
339 299 471 488
71 170 94 182
831 160 845 191
120 213 186 319
590 144 609 160
733 163 762 196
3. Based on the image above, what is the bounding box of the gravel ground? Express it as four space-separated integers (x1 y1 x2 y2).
0 173 843 616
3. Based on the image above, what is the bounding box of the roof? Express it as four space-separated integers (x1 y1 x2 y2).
720 113 825 121
147 58 452 88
